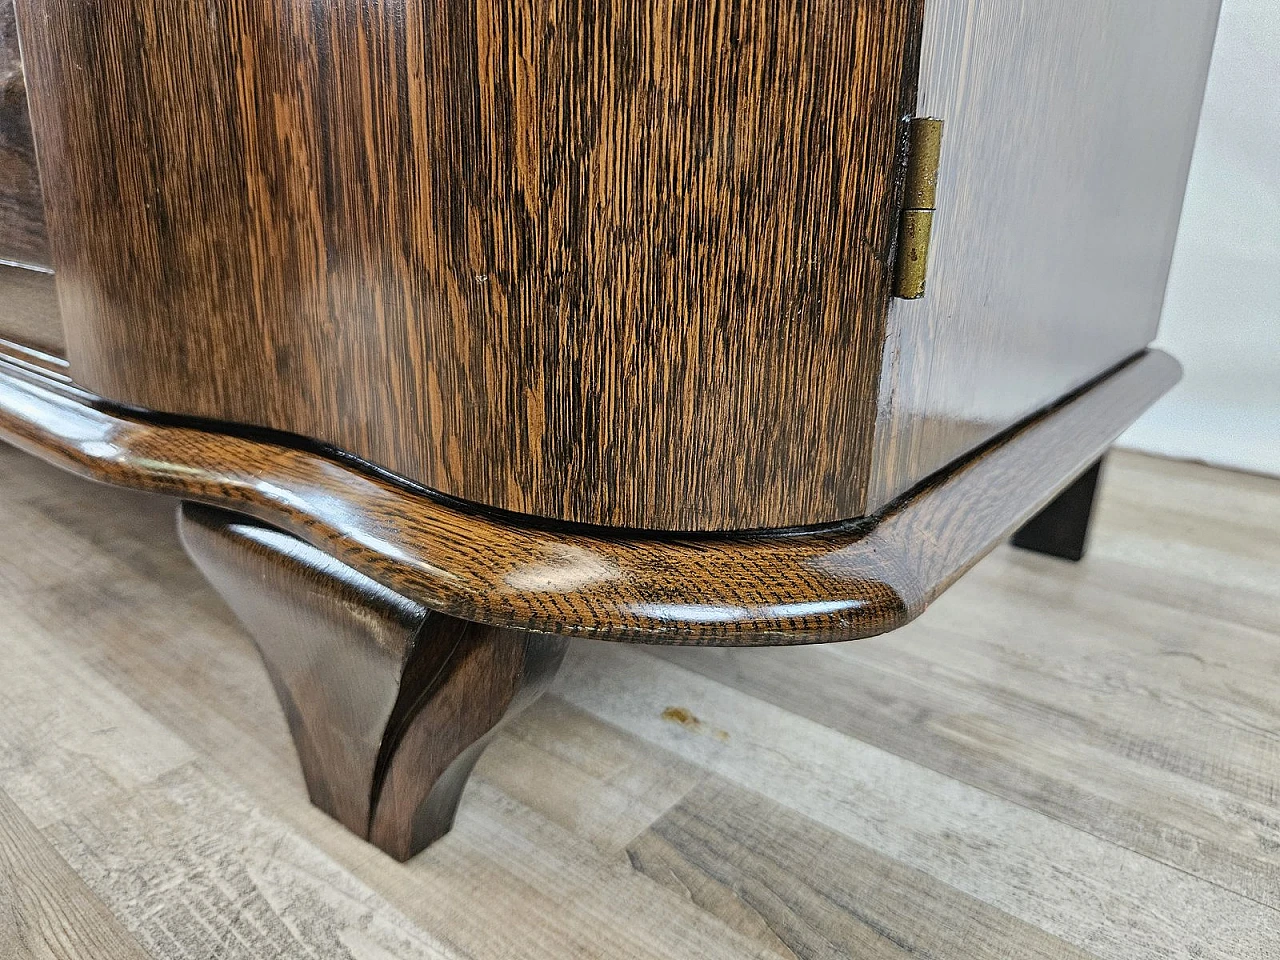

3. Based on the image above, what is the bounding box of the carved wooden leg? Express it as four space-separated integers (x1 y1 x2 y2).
177 503 567 861
1011 456 1105 562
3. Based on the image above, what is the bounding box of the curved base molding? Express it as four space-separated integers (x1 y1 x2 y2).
0 348 1180 645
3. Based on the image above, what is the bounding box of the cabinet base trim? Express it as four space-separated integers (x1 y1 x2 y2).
0 348 1179 645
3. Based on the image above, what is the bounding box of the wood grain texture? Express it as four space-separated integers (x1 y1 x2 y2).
642 459 1280 918
180 502 567 860
0 264 62 356
869 0 1220 508
0 1 47 268
0 463 774 960
561 636 1280 959
0 346 1179 644
0 790 149 960
628 779 1095 959
0 612 463 959
2 442 1279 958
15 0 922 531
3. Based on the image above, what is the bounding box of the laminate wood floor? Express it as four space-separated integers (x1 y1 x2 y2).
0 443 1277 959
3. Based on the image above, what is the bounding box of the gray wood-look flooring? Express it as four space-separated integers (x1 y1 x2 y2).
0 443 1277 959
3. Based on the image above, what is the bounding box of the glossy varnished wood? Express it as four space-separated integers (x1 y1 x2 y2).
16 0 922 531
0 346 1179 644
180 503 567 860
869 0 1220 508
0 0 47 269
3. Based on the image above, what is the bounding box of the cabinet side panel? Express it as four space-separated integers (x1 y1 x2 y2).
869 0 1220 508
16 0 922 532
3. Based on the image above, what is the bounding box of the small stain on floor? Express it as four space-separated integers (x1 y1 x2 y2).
662 706 730 742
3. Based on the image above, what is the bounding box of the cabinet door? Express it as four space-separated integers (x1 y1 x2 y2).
14 0 922 532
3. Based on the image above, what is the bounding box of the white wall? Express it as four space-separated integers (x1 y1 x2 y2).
1118 0 1280 475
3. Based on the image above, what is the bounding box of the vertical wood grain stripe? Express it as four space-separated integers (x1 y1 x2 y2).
16 0 924 531
0 790 150 960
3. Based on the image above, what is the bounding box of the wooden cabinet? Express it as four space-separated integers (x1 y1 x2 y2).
0 0 1219 859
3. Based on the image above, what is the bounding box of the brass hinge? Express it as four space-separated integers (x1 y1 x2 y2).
893 117 944 300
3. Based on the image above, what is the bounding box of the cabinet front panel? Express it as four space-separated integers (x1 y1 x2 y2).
870 0 1220 507
0 0 47 269
17 0 923 531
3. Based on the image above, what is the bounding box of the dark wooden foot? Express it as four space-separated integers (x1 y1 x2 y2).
178 503 567 860
1011 457 1105 562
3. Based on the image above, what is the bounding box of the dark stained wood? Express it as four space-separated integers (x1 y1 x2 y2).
0 263 62 356
179 502 426 841
179 502 567 860
0 789 151 960
1011 457 1103 562
0 343 1180 645
869 0 1220 508
0 1 47 268
16 0 923 532
369 614 567 858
